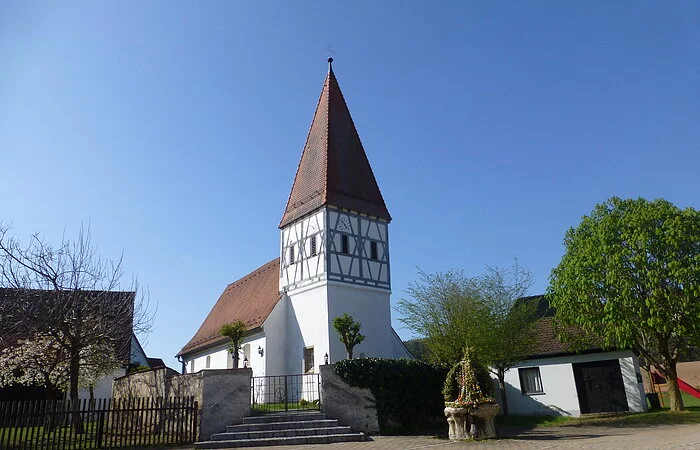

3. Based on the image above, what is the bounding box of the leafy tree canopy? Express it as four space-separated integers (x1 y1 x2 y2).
332 313 365 359
219 320 247 368
397 262 537 415
548 196 700 412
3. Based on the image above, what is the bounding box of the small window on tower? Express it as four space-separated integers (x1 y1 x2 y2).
310 235 317 257
370 241 378 260
341 235 349 254
289 246 295 264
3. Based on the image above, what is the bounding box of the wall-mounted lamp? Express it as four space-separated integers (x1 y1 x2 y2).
324 353 329 365
258 346 264 357
243 356 249 368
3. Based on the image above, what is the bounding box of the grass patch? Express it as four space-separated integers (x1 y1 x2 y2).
251 400 320 414
496 414 571 428
498 406 700 429
657 391 700 408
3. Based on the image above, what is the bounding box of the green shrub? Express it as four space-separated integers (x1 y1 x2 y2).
334 358 447 434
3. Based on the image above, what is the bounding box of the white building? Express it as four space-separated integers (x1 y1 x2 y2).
498 296 647 416
177 59 411 376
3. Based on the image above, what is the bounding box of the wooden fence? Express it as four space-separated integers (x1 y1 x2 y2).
0 396 198 449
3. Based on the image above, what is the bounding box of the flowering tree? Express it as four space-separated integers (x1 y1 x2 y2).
0 224 152 432
0 333 122 397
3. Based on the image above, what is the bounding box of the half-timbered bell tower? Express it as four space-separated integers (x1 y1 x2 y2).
278 58 397 372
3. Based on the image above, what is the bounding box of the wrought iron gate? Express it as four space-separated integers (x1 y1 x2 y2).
251 374 321 413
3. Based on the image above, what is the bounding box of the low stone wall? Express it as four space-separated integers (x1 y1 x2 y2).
113 368 252 441
319 365 379 434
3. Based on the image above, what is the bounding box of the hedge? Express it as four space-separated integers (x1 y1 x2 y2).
334 358 447 434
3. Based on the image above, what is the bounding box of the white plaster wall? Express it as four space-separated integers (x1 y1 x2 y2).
391 329 413 359
287 286 331 375
183 332 269 376
78 368 127 400
263 296 288 376
327 282 394 363
130 336 149 368
502 350 646 417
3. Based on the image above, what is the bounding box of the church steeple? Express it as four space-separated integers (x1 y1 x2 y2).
279 59 391 229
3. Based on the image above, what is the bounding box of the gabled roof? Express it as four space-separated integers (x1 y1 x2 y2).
279 59 391 228
0 288 135 364
522 295 607 359
177 258 282 357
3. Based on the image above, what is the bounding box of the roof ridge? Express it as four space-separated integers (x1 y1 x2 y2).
226 257 279 289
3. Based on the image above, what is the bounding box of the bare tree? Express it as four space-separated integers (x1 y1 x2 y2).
0 223 152 432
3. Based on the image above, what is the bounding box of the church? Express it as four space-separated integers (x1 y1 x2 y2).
177 59 411 376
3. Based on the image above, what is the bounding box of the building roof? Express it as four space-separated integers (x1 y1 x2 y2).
0 288 135 364
177 258 282 357
279 59 391 228
523 295 607 359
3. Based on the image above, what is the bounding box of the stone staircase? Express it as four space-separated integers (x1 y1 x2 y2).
194 411 366 448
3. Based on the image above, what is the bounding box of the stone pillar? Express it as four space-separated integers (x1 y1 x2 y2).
471 403 499 439
444 407 470 440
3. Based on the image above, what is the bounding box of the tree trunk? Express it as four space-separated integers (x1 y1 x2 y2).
497 368 509 416
347 346 353 359
664 362 684 412
69 348 84 434
233 348 240 369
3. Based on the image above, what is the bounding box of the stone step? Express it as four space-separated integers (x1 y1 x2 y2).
211 426 352 441
195 433 366 449
243 412 326 424
226 419 338 433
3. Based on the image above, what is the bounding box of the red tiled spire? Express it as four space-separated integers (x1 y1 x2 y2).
279 59 391 228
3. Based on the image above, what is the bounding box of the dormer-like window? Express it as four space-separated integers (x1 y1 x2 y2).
370 241 378 260
341 235 349 254
289 246 295 264
310 235 317 257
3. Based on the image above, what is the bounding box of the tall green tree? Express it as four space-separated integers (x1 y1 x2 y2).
219 321 247 368
548 197 700 412
332 313 365 359
398 263 537 415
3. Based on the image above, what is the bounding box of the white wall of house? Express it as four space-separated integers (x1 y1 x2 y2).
130 335 149 368
502 350 646 417
78 368 126 400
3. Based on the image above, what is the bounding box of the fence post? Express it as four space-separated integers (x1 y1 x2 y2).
96 409 105 448
284 376 288 412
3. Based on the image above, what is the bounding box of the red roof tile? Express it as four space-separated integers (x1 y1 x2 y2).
177 259 282 357
279 61 391 228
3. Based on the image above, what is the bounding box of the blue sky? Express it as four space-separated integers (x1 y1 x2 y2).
2 1 699 368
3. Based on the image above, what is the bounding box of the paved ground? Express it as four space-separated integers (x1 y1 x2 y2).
203 423 700 450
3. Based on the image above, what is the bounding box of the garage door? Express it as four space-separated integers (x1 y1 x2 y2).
572 359 629 414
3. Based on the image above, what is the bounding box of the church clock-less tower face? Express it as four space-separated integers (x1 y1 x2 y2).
278 58 396 371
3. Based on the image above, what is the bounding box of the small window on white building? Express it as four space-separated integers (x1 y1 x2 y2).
289 245 295 264
304 346 314 373
370 241 378 260
190 360 194 373
205 355 211 369
341 235 349 254
310 235 317 257
243 343 251 368
519 367 544 394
